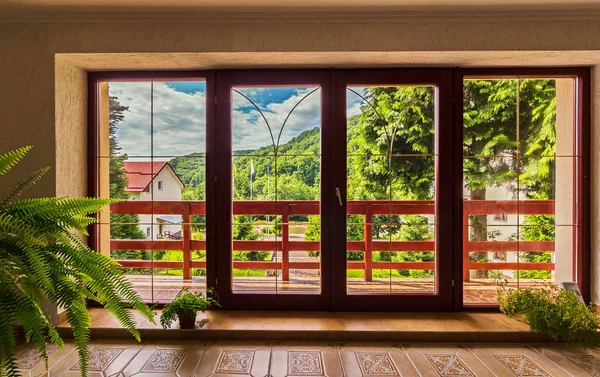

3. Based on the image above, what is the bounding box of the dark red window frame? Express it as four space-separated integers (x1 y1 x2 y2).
87 67 591 311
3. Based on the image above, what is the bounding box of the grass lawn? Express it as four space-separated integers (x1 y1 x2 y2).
233 269 266 277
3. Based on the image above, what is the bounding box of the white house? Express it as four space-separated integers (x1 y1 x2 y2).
124 161 185 240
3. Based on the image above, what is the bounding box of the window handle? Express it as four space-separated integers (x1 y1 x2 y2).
335 187 343 206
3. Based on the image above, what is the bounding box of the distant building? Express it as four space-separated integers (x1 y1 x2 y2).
124 161 185 240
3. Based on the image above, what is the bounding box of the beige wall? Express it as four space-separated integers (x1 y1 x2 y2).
1 17 599 313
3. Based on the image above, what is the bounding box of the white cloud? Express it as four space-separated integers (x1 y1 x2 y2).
346 86 366 117
109 82 206 158
232 87 322 151
108 84 365 157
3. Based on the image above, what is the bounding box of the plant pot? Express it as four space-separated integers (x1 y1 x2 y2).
177 313 196 329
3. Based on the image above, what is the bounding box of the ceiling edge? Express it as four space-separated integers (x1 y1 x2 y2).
3 9 600 24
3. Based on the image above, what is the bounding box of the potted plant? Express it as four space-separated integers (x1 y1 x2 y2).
160 288 219 329
497 281 600 347
0 146 155 377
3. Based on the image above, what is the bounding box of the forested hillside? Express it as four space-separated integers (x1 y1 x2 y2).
170 118 347 201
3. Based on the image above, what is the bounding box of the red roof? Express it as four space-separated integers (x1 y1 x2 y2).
123 161 183 192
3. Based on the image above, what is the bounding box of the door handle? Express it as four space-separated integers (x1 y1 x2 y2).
335 187 343 206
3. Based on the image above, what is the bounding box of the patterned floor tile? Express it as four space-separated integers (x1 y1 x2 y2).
216 350 255 373
338 344 418 377
70 348 125 371
193 341 270 377
355 353 399 376
288 351 323 375
493 355 550 377
406 344 495 377
16 345 60 369
141 349 187 372
425 354 474 376
48 343 141 377
270 342 341 377
121 342 206 377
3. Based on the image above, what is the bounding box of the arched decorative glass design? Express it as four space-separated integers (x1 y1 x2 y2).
231 86 322 293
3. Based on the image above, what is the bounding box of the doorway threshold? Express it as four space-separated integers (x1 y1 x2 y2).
57 308 556 343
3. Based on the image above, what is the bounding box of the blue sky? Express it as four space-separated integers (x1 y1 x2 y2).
109 82 364 158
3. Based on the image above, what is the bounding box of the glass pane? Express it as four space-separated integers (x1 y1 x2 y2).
463 77 578 306
231 86 322 294
152 81 207 157
346 85 437 295
107 82 152 157
100 79 207 303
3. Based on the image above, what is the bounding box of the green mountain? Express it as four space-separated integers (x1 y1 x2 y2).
170 121 348 201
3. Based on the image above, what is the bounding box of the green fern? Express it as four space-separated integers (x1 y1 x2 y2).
0 146 155 377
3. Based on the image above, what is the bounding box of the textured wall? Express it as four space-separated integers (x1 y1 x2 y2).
55 59 87 198
0 18 599 310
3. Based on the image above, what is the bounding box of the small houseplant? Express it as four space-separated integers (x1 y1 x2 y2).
160 288 219 329
497 281 600 347
0 146 155 377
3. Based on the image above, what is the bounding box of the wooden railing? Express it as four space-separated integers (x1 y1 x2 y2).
109 200 555 281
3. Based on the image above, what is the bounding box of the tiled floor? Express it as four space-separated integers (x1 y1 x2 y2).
14 340 600 376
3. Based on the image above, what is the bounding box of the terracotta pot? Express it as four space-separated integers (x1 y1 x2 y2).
178 313 196 329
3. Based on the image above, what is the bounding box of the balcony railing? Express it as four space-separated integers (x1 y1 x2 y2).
109 200 555 281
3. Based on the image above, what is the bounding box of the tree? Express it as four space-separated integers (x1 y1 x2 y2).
347 88 435 202
233 216 268 261
305 214 363 260
464 80 556 277
392 215 434 277
348 81 557 279
108 96 147 264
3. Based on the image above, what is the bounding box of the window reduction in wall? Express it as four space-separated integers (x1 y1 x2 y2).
95 79 207 304
462 77 580 305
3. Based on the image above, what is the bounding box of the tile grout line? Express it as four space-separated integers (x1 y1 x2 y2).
531 346 578 377
190 340 211 377
112 343 144 377
396 344 423 377
267 341 274 377
335 342 346 377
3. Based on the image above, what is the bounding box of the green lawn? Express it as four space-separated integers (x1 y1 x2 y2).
233 269 266 277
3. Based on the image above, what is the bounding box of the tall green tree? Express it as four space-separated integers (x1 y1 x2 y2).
108 96 147 262
464 80 556 276
348 81 557 278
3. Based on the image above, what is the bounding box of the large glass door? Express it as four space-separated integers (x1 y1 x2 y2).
331 70 455 311
215 71 332 310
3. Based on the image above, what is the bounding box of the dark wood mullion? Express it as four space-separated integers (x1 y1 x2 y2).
577 71 591 302
214 71 234 303
87 74 100 253
330 69 348 311
435 69 456 310
204 70 218 293
452 68 464 311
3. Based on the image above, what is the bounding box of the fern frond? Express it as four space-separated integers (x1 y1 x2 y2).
0 146 31 177
0 167 50 209
1 147 154 377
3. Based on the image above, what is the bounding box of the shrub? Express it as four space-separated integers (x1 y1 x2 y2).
498 283 600 347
